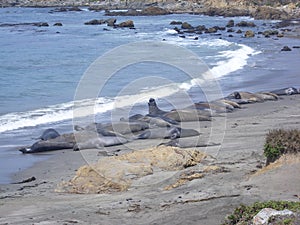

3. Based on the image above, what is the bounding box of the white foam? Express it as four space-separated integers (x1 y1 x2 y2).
0 97 112 133
210 44 260 78
0 38 260 133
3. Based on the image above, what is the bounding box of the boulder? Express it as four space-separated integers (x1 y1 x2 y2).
262 30 279 37
227 28 235 33
236 21 256 27
245 30 255 38
253 208 294 225
226 19 235 27
118 20 134 28
181 22 193 29
142 6 169 15
56 146 207 194
195 25 206 32
236 29 242 34
53 22 63 26
205 27 218 33
281 46 291 51
106 18 117 27
35 22 49 27
170 21 182 25
84 19 106 25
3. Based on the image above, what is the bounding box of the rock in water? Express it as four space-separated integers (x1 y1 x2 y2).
118 20 134 28
181 22 193 29
226 19 234 27
245 30 255 38
281 46 291 51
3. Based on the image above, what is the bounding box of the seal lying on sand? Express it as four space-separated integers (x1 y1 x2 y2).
19 133 75 154
122 114 178 127
226 91 265 103
36 128 60 141
75 121 149 135
270 87 299 95
19 128 129 153
148 98 211 122
73 136 128 151
137 126 200 140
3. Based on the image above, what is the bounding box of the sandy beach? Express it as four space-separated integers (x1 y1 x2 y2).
0 13 300 225
0 92 300 224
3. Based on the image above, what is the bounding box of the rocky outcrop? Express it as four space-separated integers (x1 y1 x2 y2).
1 0 299 20
56 146 207 194
0 22 49 27
253 208 294 225
252 6 291 20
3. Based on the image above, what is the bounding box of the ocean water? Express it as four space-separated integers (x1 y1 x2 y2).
0 7 299 184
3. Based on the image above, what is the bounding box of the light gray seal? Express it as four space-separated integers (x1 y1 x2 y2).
73 136 128 151
270 87 299 95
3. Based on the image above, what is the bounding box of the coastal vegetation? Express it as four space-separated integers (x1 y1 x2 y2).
264 129 300 165
222 201 300 225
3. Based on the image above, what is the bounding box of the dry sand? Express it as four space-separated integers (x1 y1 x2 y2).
0 94 300 225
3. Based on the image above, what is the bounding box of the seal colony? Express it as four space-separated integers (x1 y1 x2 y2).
18 87 300 154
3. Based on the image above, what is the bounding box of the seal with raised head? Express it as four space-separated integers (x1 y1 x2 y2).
147 98 211 122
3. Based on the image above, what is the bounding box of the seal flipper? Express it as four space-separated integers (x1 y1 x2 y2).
19 147 33 154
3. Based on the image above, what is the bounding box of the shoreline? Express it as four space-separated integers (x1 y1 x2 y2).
1 94 300 224
0 10 300 224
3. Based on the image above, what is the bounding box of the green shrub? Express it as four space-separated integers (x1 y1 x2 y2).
264 129 300 165
222 201 300 225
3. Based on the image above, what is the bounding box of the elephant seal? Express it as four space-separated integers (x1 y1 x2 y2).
122 114 174 128
75 121 148 135
226 91 264 103
19 141 74 154
37 128 60 141
148 98 169 116
147 98 211 122
73 136 128 151
270 87 299 95
19 133 76 154
255 92 278 101
137 126 200 140
164 110 211 122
